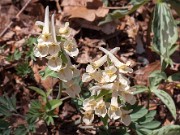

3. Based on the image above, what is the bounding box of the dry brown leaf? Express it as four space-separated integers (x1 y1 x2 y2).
61 0 87 6
32 63 58 90
135 61 161 85
63 6 108 22
62 0 108 22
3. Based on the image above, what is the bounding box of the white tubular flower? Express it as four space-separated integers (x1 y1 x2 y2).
64 80 81 98
112 81 130 91
57 65 73 82
119 90 136 105
89 85 101 95
48 14 60 56
94 98 107 118
103 66 117 83
82 69 104 83
99 47 133 73
34 43 49 58
92 70 106 83
120 108 132 126
118 74 130 85
108 93 121 120
82 110 94 125
47 55 62 71
63 38 79 57
59 22 71 37
82 73 92 82
86 47 120 73
40 6 51 41
83 98 97 111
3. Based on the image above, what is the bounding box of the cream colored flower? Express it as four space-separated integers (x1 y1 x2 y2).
34 43 49 58
82 110 94 125
120 108 132 126
92 70 106 83
34 6 52 58
82 73 92 82
108 94 121 120
83 98 97 111
82 69 105 83
64 80 81 98
39 6 51 42
57 65 73 82
99 47 133 73
94 98 107 118
48 43 60 56
103 66 117 82
86 47 120 73
89 83 114 95
111 81 130 92
63 38 79 57
48 14 60 56
58 22 71 37
118 74 130 86
47 55 62 71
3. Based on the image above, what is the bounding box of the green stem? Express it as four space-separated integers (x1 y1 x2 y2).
56 81 62 99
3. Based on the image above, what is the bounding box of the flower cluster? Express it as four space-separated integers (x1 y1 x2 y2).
34 6 80 97
82 47 136 126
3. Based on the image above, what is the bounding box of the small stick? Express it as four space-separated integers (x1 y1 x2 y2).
0 0 32 37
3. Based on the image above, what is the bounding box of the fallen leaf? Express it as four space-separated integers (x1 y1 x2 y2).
32 62 58 90
61 0 109 22
135 61 161 85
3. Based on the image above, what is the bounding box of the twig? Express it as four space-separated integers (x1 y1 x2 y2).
0 0 32 37
61 96 71 101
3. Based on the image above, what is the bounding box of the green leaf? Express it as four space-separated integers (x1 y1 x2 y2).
101 115 109 127
150 125 180 135
13 49 22 61
138 110 156 124
139 121 161 129
28 100 42 117
133 85 149 95
151 2 178 66
149 70 167 87
0 120 10 130
152 89 176 119
99 0 149 25
169 44 178 56
45 99 62 112
15 62 32 77
26 37 37 46
168 72 180 82
44 116 54 125
39 67 59 80
136 128 152 135
29 86 46 97
130 106 148 120
14 125 28 135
